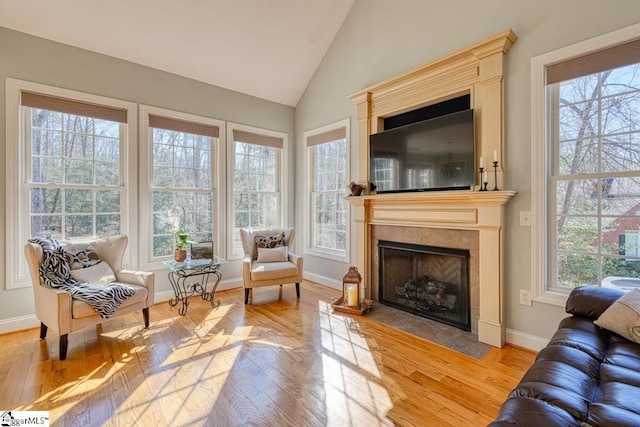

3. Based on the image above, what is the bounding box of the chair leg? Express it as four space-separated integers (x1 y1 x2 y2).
143 307 150 328
245 288 250 304
59 334 69 361
40 322 48 339
296 283 300 298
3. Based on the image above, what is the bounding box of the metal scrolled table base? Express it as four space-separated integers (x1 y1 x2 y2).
167 265 223 316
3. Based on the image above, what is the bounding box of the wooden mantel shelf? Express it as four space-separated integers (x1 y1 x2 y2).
347 190 516 206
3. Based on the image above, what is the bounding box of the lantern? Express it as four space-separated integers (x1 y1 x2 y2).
342 266 361 308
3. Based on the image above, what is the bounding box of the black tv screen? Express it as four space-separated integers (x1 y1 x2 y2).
369 109 475 193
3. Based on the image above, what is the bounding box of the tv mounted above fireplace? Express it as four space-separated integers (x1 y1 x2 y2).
369 108 475 193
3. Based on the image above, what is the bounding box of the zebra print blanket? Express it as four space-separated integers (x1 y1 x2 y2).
29 237 136 319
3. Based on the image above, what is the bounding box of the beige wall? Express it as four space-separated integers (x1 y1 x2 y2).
295 0 640 343
0 26 295 324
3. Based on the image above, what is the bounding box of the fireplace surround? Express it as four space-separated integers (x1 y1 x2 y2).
347 30 517 347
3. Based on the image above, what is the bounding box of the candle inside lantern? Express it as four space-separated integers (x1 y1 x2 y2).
347 284 358 306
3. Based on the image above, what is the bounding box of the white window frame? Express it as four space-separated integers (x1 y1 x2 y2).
139 105 225 271
531 23 640 306
303 118 350 263
226 122 287 260
5 78 137 289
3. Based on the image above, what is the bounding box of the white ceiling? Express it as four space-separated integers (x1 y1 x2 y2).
0 0 355 106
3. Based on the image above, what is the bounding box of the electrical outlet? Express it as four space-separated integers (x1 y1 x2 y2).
520 211 531 227
520 289 532 306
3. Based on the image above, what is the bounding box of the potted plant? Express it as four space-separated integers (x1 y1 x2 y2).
174 230 189 262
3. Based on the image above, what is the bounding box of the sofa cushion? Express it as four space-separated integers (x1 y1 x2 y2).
72 283 147 319
250 261 298 281
257 246 288 263
70 261 117 285
594 289 640 344
254 233 285 249
65 246 101 269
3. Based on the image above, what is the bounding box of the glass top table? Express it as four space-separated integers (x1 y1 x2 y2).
162 256 227 315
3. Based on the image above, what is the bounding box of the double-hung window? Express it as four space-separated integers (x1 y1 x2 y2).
228 123 286 258
6 79 136 288
140 105 223 265
532 26 640 304
304 119 350 261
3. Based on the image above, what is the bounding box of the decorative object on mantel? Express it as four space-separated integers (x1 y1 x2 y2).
349 181 365 196
478 152 499 191
332 266 374 315
492 149 500 191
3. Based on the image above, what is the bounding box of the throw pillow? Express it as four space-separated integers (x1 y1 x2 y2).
65 246 101 270
254 232 286 249
257 246 288 263
594 288 640 344
70 261 117 285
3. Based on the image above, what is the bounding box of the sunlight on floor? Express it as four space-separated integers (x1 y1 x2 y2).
319 301 393 426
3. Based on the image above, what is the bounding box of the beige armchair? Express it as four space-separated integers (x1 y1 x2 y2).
240 228 303 304
24 234 154 360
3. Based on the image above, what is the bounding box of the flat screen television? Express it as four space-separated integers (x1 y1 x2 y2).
369 109 475 193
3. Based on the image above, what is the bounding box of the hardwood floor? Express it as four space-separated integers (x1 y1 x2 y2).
0 281 536 426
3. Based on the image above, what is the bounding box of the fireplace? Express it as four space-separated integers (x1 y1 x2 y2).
378 240 471 331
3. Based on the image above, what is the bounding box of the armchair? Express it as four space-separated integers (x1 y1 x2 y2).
240 228 303 304
24 234 155 360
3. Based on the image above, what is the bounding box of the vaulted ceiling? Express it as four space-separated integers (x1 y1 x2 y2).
0 0 355 106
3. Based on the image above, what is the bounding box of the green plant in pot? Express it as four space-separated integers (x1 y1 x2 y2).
174 230 189 262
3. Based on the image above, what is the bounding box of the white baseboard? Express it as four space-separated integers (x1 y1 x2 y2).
506 328 549 352
0 314 40 335
303 271 342 291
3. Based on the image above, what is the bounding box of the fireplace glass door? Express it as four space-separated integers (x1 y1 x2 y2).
378 240 471 331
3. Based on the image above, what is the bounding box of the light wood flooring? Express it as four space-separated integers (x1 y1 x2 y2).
0 281 536 426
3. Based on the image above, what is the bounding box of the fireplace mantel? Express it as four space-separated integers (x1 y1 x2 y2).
348 190 516 347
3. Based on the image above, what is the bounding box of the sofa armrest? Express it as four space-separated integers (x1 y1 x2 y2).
33 284 73 334
242 255 252 287
117 270 155 305
565 286 624 320
288 252 302 268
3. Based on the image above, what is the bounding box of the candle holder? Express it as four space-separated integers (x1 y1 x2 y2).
492 161 499 191
479 167 487 191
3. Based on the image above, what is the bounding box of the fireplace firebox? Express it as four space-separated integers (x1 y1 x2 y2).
378 240 471 331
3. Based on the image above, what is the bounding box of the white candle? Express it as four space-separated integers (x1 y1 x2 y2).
347 284 358 306
493 149 498 162
483 170 487 183
479 156 484 169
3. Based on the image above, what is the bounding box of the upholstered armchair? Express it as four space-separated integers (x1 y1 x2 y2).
24 234 154 360
240 228 303 304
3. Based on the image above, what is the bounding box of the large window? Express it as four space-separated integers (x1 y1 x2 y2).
228 124 286 258
6 79 136 288
531 25 640 304
304 119 349 261
139 106 223 265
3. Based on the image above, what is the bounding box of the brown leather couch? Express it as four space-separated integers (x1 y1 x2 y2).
490 286 640 427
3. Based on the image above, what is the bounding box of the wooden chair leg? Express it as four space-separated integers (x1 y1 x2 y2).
245 288 250 304
40 322 48 339
296 283 300 298
143 307 150 328
59 334 69 361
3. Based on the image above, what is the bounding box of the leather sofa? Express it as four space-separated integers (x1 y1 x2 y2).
490 286 640 427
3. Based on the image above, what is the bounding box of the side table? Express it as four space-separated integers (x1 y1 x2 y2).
162 256 227 315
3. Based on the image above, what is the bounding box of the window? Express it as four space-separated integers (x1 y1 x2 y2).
6 79 136 289
304 119 350 261
531 25 640 304
228 123 286 259
139 105 223 265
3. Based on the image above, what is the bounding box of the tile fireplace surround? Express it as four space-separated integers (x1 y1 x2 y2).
348 191 516 347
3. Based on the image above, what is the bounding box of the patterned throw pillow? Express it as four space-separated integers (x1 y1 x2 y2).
64 246 102 270
254 232 286 249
